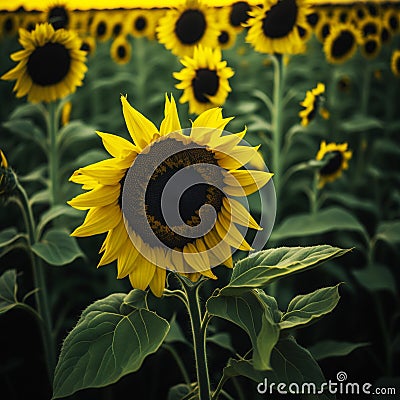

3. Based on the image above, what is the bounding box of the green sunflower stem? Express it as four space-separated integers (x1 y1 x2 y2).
47 101 60 205
15 181 56 383
271 54 285 213
310 171 320 215
178 276 211 400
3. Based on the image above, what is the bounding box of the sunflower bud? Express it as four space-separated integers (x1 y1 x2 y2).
0 150 17 202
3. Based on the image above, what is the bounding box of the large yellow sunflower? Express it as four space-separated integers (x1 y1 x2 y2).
156 0 220 57
245 0 309 54
323 23 363 64
68 94 272 297
173 45 234 115
1 23 87 104
299 82 329 127
316 141 352 188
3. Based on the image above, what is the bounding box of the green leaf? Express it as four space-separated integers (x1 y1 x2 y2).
3 119 46 151
52 292 170 399
36 205 81 239
279 285 341 331
58 120 96 152
122 289 148 309
29 189 50 206
0 269 18 315
167 383 194 400
9 103 44 120
0 227 25 248
31 228 84 266
224 337 329 398
375 221 400 247
353 264 396 295
325 192 377 214
221 245 349 296
308 340 370 361
207 332 234 353
165 313 189 345
271 207 367 241
207 289 279 370
340 114 383 133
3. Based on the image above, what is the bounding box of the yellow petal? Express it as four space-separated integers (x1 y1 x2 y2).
215 145 261 170
117 242 140 279
204 228 233 267
224 170 273 196
215 213 252 251
71 204 121 237
98 221 129 267
121 95 159 150
149 267 166 297
128 253 156 290
68 184 120 208
160 94 182 136
183 243 217 279
222 197 262 230
96 131 138 158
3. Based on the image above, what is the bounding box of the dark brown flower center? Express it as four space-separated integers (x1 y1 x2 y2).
218 30 230 44
48 6 69 30
330 30 355 59
262 0 298 39
389 15 399 31
96 21 107 38
112 23 122 37
362 22 378 36
27 42 71 86
364 38 378 55
175 9 206 44
4 16 14 33
192 69 219 104
117 44 127 59
320 151 343 176
306 12 319 27
135 16 147 31
230 1 251 27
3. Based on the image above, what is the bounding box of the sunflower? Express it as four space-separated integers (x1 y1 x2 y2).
110 35 132 65
358 16 381 38
0 149 16 201
46 1 70 30
156 0 220 57
391 50 400 77
80 35 96 56
1 23 87 104
385 8 400 35
299 83 329 127
1 13 19 37
316 141 352 188
90 11 112 42
306 9 320 30
129 9 157 38
360 35 381 60
323 23 362 64
68 94 272 297
245 0 309 54
314 11 332 42
217 24 237 49
227 1 252 30
173 46 234 115
21 12 42 32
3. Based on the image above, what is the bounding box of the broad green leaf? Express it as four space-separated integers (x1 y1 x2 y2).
0 269 18 315
31 228 84 266
0 227 25 248
340 114 383 133
9 103 44 120
308 340 370 361
325 192 376 214
375 221 400 247
207 332 234 353
221 245 349 296
353 264 396 295
29 189 50 206
279 285 341 331
207 289 279 370
19 166 47 184
165 313 189 345
167 383 194 400
3 119 46 151
53 292 170 399
36 205 81 239
58 120 96 152
224 337 330 398
270 207 366 241
122 289 148 309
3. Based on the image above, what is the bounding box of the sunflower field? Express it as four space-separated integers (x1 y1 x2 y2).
0 0 399 399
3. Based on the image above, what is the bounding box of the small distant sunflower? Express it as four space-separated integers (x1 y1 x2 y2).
360 35 381 60
1 23 87 103
68 94 272 297
306 10 320 30
21 13 42 32
217 25 237 49
110 36 132 65
385 8 400 35
299 83 329 127
90 12 112 42
245 0 309 54
334 7 353 24
316 141 352 188
358 16 381 38
129 9 154 38
80 36 96 56
173 46 234 114
391 50 400 77
156 0 220 57
228 1 252 30
314 12 331 42
323 23 362 64
110 14 125 38
1 13 19 37
46 1 70 30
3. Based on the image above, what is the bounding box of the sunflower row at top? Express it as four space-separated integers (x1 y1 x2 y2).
1 0 399 12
